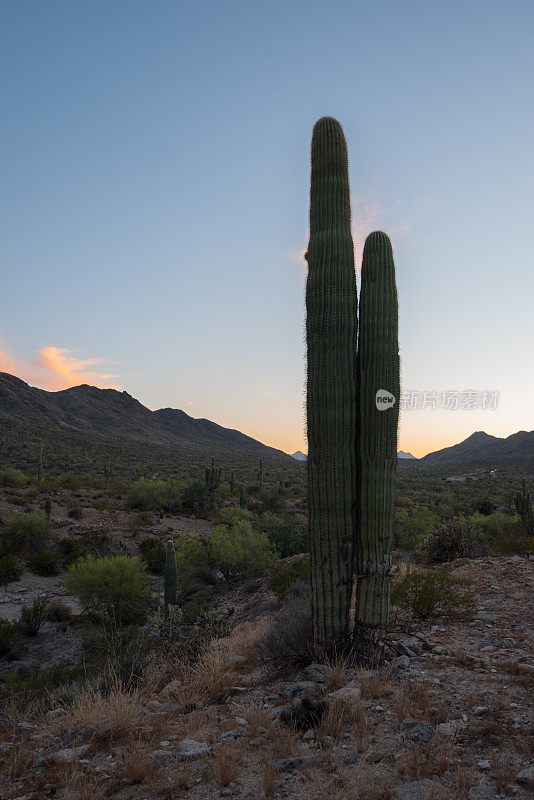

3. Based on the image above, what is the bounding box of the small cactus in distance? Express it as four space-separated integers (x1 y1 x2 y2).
514 479 533 535
229 470 235 495
164 540 177 616
239 482 246 509
205 457 222 505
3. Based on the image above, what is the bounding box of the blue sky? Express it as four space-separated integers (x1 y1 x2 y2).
1 0 533 455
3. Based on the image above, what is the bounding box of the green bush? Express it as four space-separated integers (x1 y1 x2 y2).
258 489 285 514
391 565 472 619
57 536 85 566
20 595 50 635
68 507 83 520
470 511 532 554
253 512 308 557
65 555 151 625
424 516 485 563
0 619 21 657
260 593 313 667
208 518 275 577
270 555 310 600
393 506 440 551
0 553 21 584
138 537 165 573
28 551 61 576
181 481 209 515
174 533 210 589
126 479 183 514
0 468 28 487
47 598 73 623
0 513 51 556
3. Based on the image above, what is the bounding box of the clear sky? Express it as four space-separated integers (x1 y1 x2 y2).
1 1 533 457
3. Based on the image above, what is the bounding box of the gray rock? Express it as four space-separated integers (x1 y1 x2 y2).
287 680 319 696
53 744 91 763
275 755 319 772
474 611 495 623
392 779 443 800
408 723 436 744
161 679 182 696
220 731 237 742
432 645 448 655
176 739 209 759
436 719 463 737
304 663 328 682
516 663 534 676
468 784 498 799
392 655 410 669
516 765 534 789
327 683 362 703
478 760 490 770
45 709 66 722
399 717 418 730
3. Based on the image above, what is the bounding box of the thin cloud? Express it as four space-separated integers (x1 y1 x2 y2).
0 337 120 391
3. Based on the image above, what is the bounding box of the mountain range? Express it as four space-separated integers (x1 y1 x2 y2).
0 372 294 477
1 373 532 476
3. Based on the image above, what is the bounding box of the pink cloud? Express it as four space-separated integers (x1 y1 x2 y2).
0 339 120 391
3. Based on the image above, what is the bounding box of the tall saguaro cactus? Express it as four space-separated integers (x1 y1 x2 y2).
354 231 400 664
514 479 533 535
305 116 359 652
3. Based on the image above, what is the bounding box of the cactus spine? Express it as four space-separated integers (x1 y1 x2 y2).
514 479 533 535
306 116 359 652
164 540 177 615
354 231 400 664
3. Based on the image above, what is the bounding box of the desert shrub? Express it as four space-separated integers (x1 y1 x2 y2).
470 511 532 554
424 517 485 562
174 533 211 589
28 551 61 576
208 518 275 577
0 468 28 487
65 555 151 625
47 598 73 623
0 619 21 657
0 513 51 556
181 480 209 515
145 605 230 664
0 553 21 584
270 555 310 600
128 510 153 532
57 536 85 566
79 530 116 557
261 592 313 667
474 499 495 516
126 479 183 514
138 537 165 573
258 489 285 514
19 595 50 635
394 506 440 551
391 565 472 619
68 507 83 520
0 663 82 707
253 512 308 557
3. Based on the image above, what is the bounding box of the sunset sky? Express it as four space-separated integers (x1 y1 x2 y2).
1 1 533 457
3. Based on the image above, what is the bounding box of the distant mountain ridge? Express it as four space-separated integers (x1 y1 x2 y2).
420 430 534 469
0 372 295 476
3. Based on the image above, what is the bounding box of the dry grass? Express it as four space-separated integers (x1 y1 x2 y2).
261 759 278 796
491 754 515 792
271 723 300 758
360 671 391 699
396 742 450 781
454 766 474 800
4 738 34 780
244 703 272 740
149 768 192 799
317 696 369 746
394 682 430 720
57 680 142 742
56 766 106 800
213 745 241 786
325 654 349 691
121 746 150 784
422 784 449 800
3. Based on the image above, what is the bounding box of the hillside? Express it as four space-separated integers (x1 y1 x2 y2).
420 430 534 470
0 372 296 477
